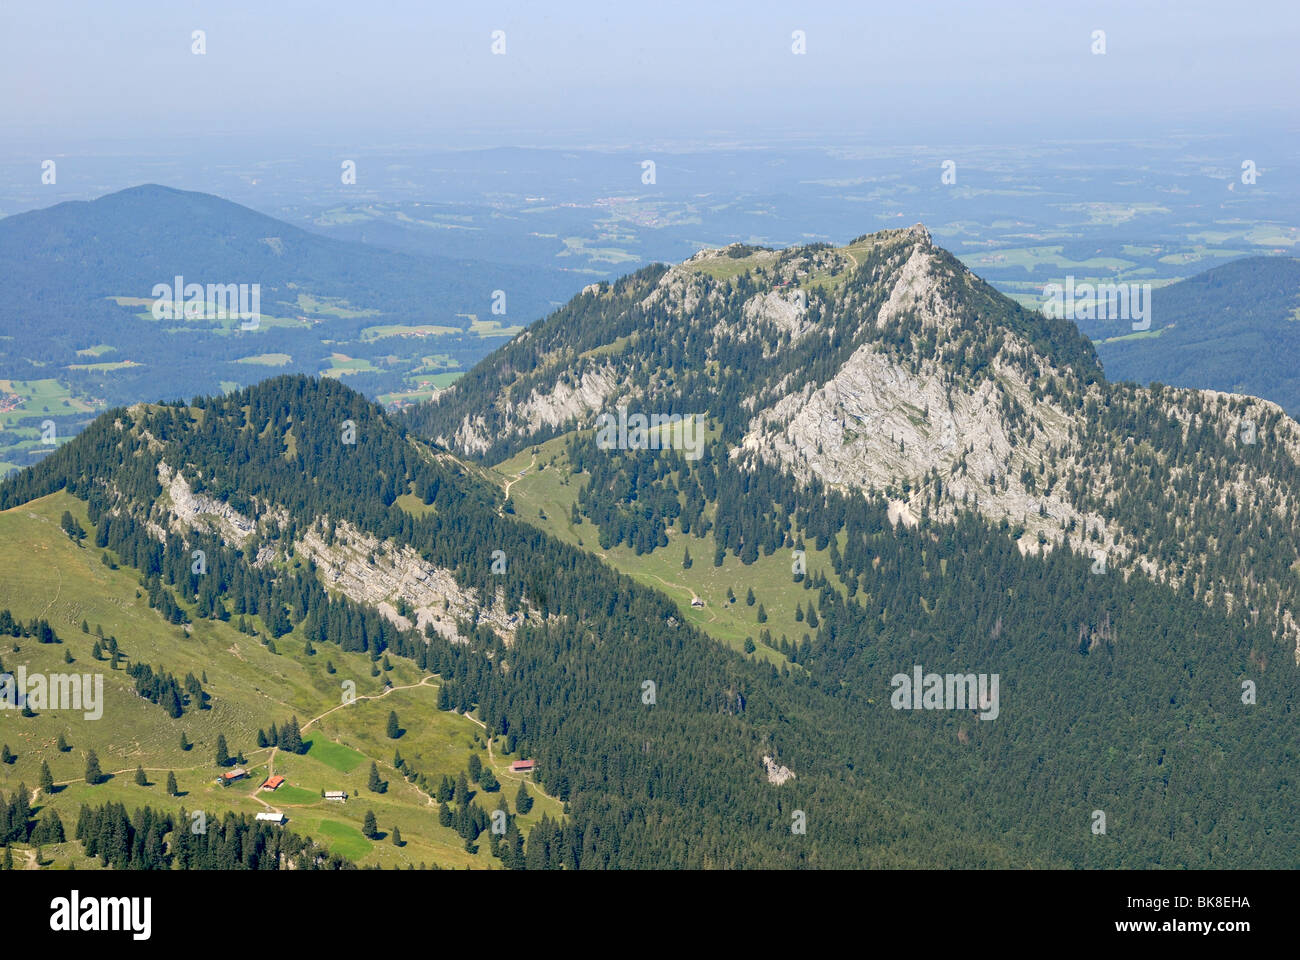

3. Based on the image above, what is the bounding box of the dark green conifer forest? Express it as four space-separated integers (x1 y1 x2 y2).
3 374 1296 868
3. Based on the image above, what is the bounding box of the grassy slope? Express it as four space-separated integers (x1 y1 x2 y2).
493 432 844 663
0 491 560 869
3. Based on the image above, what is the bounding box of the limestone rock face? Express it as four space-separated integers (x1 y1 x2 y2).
439 365 619 454
514 366 620 434
762 755 795 786
293 519 529 642
718 289 813 346
734 243 1114 553
131 466 528 645
157 460 256 546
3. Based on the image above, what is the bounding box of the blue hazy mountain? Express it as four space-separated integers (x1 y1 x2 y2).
1096 256 1300 414
0 184 586 471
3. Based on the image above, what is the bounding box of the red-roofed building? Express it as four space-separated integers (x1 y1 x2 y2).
222 768 247 782
264 775 285 790
510 759 536 773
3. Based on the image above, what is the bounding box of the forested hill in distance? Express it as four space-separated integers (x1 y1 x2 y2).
0 184 583 475
1095 255 1300 415
2 371 1298 867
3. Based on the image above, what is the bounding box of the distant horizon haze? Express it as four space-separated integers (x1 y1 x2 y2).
3 0 1296 148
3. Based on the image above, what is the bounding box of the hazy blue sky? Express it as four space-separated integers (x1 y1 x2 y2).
3 0 1296 149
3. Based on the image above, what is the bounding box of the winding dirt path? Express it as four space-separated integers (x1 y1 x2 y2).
43 673 552 825
644 573 719 624
301 675 439 732
501 454 537 503
300 675 445 808
37 564 63 623
458 710 558 804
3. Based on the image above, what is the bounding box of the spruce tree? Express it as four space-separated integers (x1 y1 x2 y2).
515 780 533 815
34 811 64 844
215 734 230 767
39 760 54 794
166 771 178 796
387 710 400 739
362 809 378 839
134 766 147 786
84 750 103 785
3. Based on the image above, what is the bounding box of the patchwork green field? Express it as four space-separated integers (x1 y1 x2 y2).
468 318 525 337
360 323 461 341
236 353 293 366
66 360 140 372
74 345 115 358
295 292 380 319
378 373 463 407
321 353 380 377
0 379 99 478
960 245 1136 273
0 378 98 428
304 736 365 773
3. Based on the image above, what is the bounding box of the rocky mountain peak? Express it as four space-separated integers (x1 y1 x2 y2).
406 228 1300 662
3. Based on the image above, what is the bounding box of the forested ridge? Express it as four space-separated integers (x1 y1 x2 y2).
563 427 1300 867
2 374 1296 867
1098 256 1300 414
410 227 1300 669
